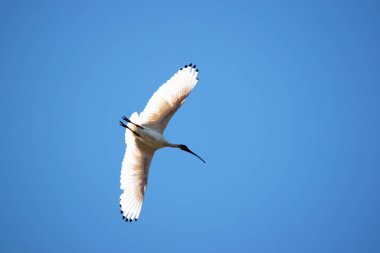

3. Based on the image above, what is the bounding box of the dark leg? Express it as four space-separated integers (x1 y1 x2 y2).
119 121 141 137
122 116 145 129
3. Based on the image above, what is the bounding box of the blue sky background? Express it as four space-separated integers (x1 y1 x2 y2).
1 0 380 252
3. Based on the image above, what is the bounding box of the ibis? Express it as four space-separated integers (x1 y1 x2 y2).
119 63 205 222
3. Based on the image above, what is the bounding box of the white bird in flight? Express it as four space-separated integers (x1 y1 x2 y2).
119 63 205 222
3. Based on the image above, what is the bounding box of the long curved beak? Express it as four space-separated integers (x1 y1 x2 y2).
182 147 206 164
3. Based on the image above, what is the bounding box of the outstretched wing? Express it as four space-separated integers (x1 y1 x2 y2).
138 64 199 134
120 112 155 222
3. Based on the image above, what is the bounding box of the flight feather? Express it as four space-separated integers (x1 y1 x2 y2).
139 65 199 133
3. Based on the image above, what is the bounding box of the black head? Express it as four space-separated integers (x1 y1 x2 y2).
178 144 206 164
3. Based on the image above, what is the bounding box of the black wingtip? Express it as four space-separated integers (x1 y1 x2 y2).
189 63 192 67
120 216 138 223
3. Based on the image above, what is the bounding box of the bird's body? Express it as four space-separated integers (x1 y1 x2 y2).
134 124 169 149
119 64 204 222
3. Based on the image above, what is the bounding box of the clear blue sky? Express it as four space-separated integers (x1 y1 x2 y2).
1 1 379 252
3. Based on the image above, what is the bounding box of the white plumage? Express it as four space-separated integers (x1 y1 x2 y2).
119 64 205 222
